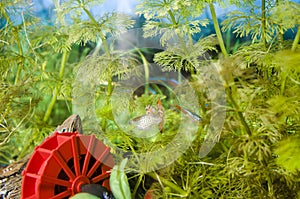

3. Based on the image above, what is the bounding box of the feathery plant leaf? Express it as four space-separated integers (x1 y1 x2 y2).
136 0 208 46
154 35 217 73
55 0 134 47
222 0 300 46
269 1 300 33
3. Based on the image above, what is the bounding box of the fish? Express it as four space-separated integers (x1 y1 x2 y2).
130 99 164 132
175 105 201 122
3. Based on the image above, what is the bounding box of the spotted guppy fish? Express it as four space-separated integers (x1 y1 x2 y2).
129 99 164 132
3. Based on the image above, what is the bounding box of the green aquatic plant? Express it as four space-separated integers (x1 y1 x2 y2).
0 0 135 161
0 0 300 198
135 0 300 198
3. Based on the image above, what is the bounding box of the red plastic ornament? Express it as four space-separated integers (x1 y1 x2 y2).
21 132 114 199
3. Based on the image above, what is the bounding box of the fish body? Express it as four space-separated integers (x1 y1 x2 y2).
130 99 164 131
129 113 162 130
175 105 201 122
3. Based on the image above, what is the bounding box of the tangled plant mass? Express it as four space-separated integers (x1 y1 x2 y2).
0 0 300 198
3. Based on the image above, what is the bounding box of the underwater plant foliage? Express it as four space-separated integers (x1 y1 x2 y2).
0 0 300 198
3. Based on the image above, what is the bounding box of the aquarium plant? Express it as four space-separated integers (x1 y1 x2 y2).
0 0 299 198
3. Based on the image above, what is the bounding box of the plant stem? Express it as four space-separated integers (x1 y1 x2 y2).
177 70 182 85
80 3 113 131
183 16 194 48
209 3 228 57
291 26 300 51
226 88 252 136
278 31 284 50
138 50 150 95
261 0 267 50
43 87 59 122
132 174 144 198
14 40 24 85
1 10 23 120
280 74 287 95
276 0 284 50
3 9 25 85
80 4 111 58
147 172 188 196
43 51 68 122
166 6 187 51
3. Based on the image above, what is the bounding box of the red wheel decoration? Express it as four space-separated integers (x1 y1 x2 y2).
21 132 114 199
